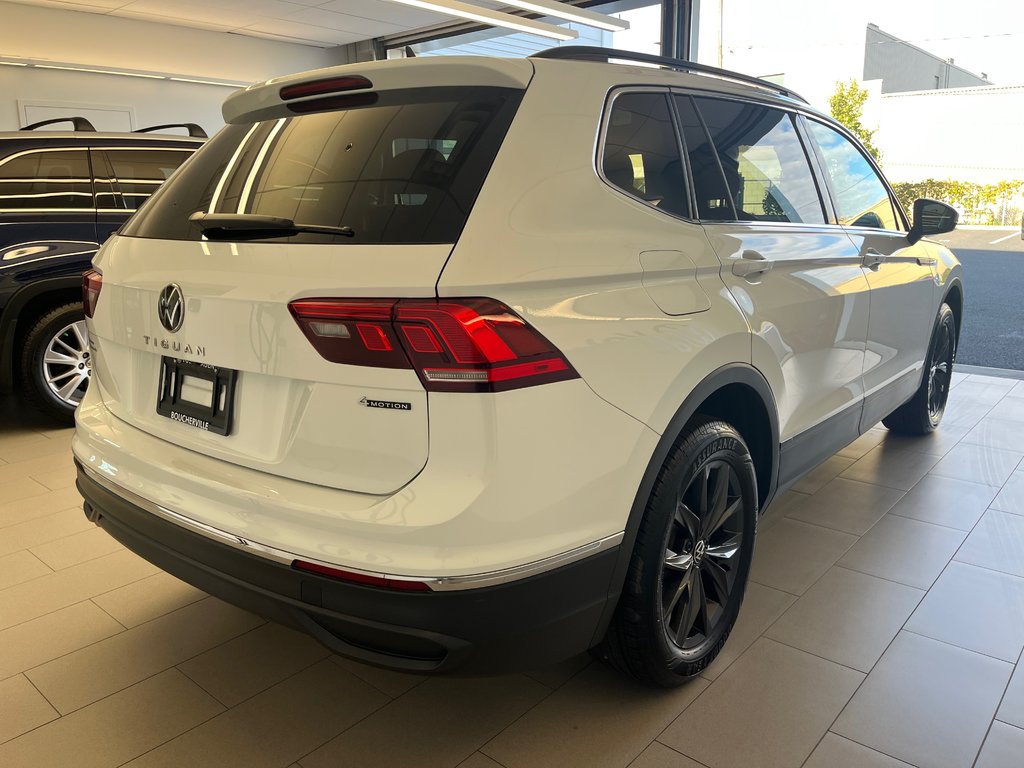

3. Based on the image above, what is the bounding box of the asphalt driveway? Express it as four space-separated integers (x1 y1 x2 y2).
931 228 1024 371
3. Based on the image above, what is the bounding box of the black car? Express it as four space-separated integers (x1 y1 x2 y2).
0 117 204 419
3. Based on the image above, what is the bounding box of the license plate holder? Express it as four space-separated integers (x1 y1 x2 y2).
157 356 237 436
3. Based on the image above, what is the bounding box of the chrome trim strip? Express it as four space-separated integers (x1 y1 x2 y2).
80 464 624 591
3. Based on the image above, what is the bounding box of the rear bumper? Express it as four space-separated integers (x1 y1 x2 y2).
76 462 620 674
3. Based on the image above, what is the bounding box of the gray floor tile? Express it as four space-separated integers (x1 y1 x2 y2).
835 429 888 460
906 562 1024 662
0 669 223 768
875 424 970 457
304 674 547 768
839 445 941 491
750 518 858 595
629 742 704 768
457 754 507 768
991 472 1024 516
792 454 856 494
929 443 1023 487
786 477 904 536
1006 380 1024 399
888 474 998 531
839 513 967 589
996 656 1024 729
833 631 1012 768
963 418 1024 452
803 733 914 768
0 674 58 743
955 509 1024 578
758 490 809 533
525 652 592 690
328 654 426 699
701 580 796 681
975 721 1024 768
987 396 1024 422
766 566 923 672
660 638 862 768
124 660 387 768
948 378 1015 406
483 663 707 768
940 400 995 429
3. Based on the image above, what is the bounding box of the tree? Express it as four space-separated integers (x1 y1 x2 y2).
828 79 881 161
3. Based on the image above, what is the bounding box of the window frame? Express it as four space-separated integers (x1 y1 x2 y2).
677 91 831 228
0 146 97 214
99 146 195 214
797 114 910 233
595 86 698 224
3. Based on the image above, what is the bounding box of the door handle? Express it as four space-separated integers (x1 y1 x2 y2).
861 248 885 270
916 256 938 266
731 249 773 278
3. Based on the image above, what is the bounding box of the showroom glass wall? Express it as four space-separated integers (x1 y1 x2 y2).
387 1 661 58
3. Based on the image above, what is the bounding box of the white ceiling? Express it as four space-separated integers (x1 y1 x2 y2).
5 0 461 47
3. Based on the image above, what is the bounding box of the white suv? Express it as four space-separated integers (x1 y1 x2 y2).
73 47 962 687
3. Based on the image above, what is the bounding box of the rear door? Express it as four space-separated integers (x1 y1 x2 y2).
802 118 937 430
89 82 526 495
679 94 871 451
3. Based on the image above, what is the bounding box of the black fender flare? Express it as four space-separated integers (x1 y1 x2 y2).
590 362 780 646
0 275 85 391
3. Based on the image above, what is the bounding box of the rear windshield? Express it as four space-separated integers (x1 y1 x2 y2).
121 86 523 245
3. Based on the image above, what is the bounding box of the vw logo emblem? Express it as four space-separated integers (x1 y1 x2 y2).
693 540 707 565
157 284 184 333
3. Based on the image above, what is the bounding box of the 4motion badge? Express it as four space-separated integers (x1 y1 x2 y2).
360 397 412 411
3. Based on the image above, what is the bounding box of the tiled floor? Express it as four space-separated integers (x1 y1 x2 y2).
2 372 1024 768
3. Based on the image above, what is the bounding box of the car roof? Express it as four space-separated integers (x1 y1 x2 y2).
0 131 205 143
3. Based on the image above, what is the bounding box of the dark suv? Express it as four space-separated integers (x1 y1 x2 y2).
0 117 204 419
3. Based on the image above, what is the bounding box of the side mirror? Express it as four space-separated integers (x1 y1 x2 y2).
908 198 958 244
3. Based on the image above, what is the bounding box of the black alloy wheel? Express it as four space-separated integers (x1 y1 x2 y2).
661 460 745 652
883 302 957 435
602 417 757 687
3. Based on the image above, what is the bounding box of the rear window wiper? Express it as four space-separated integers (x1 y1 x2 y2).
189 213 355 240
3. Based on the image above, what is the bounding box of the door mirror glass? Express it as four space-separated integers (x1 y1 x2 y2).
909 198 958 244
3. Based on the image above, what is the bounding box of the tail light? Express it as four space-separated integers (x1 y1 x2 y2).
82 268 102 318
289 298 578 393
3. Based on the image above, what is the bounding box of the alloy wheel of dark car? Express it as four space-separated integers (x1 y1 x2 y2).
41 319 91 408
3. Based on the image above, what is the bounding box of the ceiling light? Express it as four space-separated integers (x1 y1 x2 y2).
36 64 163 79
499 0 628 31
169 76 245 88
379 0 578 41
0 61 28 67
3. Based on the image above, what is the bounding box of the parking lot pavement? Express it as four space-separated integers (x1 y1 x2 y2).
935 229 1024 371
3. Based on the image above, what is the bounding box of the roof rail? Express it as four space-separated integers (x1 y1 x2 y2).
530 46 808 104
134 123 208 138
20 116 97 132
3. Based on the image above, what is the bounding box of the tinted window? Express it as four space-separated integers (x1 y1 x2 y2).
807 120 899 230
674 96 734 220
107 149 192 211
602 93 689 218
0 149 92 210
694 98 824 224
122 87 523 245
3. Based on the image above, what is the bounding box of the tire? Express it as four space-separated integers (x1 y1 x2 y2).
883 303 956 435
601 416 758 687
19 302 91 422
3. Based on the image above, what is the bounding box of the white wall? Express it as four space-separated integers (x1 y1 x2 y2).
876 85 1024 184
0 1 346 132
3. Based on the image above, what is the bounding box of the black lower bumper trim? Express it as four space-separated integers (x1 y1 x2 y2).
76 463 619 674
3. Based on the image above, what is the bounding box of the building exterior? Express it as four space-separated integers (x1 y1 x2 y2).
864 24 991 94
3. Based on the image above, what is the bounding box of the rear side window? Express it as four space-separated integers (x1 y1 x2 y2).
106 149 193 211
806 120 900 231
122 86 523 245
0 149 92 211
693 98 824 225
601 92 689 219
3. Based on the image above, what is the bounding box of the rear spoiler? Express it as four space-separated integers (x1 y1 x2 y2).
222 57 534 125
21 116 96 132
134 123 208 138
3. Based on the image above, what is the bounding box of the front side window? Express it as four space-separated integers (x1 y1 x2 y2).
106 149 193 211
122 86 523 245
602 92 689 219
0 149 92 211
694 98 825 225
807 120 899 230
